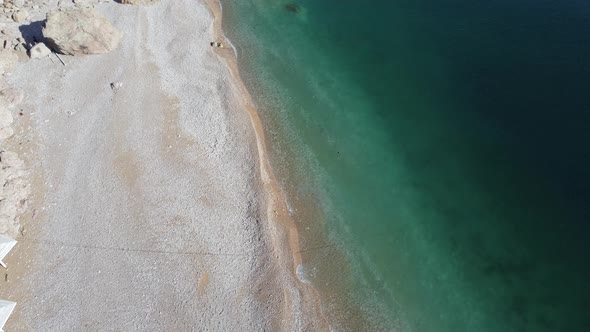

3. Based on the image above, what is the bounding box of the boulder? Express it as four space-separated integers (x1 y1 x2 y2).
42 9 122 55
29 42 51 59
11 9 28 23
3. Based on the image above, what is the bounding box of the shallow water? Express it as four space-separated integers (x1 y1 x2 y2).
221 0 590 330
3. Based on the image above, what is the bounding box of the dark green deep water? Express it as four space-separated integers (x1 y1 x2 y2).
221 0 590 331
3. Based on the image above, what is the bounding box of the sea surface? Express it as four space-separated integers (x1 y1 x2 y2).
221 0 590 331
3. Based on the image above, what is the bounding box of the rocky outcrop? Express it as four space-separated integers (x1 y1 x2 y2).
42 8 122 55
0 150 29 237
0 82 28 237
0 87 23 140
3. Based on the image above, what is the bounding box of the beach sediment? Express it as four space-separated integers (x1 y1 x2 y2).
204 0 330 329
0 0 327 330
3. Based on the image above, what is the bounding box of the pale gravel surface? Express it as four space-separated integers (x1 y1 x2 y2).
0 0 323 330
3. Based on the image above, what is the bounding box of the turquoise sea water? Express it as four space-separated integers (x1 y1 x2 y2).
221 0 590 331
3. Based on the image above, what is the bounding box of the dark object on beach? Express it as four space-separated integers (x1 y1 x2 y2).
210 41 223 48
285 3 301 14
210 42 215 47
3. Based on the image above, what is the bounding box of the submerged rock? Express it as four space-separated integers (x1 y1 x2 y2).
285 3 301 14
42 9 122 55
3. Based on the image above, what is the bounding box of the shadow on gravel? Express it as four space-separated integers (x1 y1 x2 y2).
18 20 45 47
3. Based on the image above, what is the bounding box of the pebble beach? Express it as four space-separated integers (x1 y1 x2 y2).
0 0 327 330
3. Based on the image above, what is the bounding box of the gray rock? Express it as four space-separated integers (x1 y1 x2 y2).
29 42 51 59
42 8 122 55
110 81 123 90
